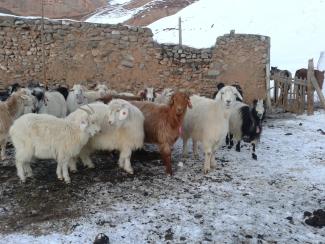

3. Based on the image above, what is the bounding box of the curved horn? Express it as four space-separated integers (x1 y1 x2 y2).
79 107 91 115
86 104 95 114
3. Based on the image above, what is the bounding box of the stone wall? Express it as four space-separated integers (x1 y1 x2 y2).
0 16 270 103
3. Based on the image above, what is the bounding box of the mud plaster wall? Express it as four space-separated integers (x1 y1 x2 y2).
0 16 270 103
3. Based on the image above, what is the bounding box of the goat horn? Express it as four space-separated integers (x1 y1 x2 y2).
79 107 91 115
86 104 95 114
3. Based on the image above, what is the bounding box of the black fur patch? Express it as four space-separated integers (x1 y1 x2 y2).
56 87 69 100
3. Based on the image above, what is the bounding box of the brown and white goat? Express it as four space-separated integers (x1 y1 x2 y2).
131 91 192 175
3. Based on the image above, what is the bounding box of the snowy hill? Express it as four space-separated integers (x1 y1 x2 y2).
85 0 196 26
148 0 325 74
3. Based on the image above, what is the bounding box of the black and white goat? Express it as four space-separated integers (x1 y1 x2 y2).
227 99 265 160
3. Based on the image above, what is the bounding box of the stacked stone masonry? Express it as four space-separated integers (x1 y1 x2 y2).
0 16 270 103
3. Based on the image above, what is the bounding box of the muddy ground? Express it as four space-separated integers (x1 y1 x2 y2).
0 112 325 243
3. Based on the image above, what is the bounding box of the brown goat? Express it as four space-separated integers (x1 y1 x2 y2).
295 68 325 90
131 91 192 175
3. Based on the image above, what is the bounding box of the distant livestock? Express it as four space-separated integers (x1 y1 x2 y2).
294 68 325 90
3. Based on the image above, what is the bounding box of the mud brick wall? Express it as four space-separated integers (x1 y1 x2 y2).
0 16 270 103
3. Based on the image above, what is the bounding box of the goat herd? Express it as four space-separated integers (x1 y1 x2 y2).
0 82 265 184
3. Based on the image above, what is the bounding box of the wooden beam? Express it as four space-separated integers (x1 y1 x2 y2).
307 59 314 115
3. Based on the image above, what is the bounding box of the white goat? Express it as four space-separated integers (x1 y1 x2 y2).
84 84 110 103
0 90 35 160
69 99 144 174
66 84 88 114
182 86 242 173
155 88 174 104
9 106 100 183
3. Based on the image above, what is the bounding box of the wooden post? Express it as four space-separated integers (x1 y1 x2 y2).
41 0 47 87
178 17 182 47
307 59 314 115
265 63 272 110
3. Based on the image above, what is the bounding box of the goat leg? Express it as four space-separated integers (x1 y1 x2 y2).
235 141 241 152
0 139 7 160
159 144 172 176
227 134 234 149
251 142 257 160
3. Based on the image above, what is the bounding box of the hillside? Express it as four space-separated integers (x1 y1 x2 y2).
0 0 107 20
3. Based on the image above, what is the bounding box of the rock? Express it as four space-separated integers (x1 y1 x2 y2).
120 60 134 68
93 233 109 244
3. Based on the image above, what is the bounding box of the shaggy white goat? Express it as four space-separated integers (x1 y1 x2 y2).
67 84 88 114
182 86 242 173
0 90 35 160
69 99 144 174
9 106 100 183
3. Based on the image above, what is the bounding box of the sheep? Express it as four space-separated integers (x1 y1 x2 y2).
227 99 265 160
66 84 88 114
0 89 35 160
155 88 174 104
68 100 144 174
131 91 192 175
31 87 67 118
9 106 101 183
182 86 243 174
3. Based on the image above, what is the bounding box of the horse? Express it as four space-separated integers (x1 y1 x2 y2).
270 66 292 103
294 68 325 90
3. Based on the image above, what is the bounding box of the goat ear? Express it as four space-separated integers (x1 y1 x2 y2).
119 107 129 120
79 120 88 130
187 99 192 109
215 90 222 101
253 99 258 106
169 95 175 106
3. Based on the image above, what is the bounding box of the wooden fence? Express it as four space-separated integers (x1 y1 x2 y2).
271 59 325 115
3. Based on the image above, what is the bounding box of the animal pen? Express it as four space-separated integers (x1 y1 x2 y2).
271 59 325 115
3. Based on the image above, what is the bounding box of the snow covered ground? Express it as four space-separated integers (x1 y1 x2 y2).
0 110 325 243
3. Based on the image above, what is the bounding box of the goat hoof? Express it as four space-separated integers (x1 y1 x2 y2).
58 177 63 181
87 164 95 169
236 148 240 152
252 154 257 160
125 168 134 175
203 168 210 174
227 145 233 150
71 170 77 174
64 179 71 184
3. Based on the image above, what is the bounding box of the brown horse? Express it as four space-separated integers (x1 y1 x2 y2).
294 68 325 90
